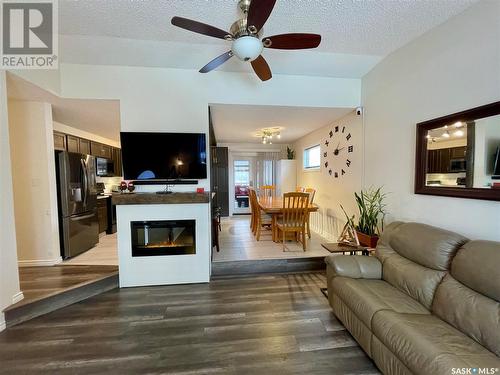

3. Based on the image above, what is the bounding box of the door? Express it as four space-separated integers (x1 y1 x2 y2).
58 153 97 216
233 159 253 214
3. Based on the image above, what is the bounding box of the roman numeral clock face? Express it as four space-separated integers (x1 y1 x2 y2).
323 124 354 179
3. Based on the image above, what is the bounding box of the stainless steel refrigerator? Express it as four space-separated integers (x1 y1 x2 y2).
56 152 99 259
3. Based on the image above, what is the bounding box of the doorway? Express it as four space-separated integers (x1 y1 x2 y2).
233 158 254 214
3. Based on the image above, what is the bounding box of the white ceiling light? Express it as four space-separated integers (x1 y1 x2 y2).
442 130 450 138
232 36 263 62
454 130 464 137
453 121 463 128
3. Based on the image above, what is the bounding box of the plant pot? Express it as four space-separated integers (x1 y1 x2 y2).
356 231 379 248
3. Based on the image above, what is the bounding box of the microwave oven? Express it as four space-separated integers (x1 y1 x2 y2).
96 157 115 176
450 159 466 172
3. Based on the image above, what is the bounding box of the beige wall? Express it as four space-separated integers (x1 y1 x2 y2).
8 100 61 266
361 0 500 240
0 72 22 330
294 111 363 240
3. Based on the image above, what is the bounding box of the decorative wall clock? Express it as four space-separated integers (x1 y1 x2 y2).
323 123 355 178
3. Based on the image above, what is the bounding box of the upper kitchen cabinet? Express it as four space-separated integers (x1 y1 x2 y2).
53 132 67 151
66 135 80 153
91 142 112 159
79 138 91 155
112 147 122 176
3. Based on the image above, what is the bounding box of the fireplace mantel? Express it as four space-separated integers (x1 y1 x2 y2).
112 192 210 205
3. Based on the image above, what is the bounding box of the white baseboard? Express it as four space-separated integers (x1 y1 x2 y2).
18 256 63 267
0 313 5 332
12 291 24 304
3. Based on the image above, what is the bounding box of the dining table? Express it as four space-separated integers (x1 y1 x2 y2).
257 195 319 242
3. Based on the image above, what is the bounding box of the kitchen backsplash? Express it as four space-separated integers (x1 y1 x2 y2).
426 172 466 186
96 176 123 193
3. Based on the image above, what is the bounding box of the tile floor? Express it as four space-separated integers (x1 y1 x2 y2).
62 233 119 266
213 216 331 262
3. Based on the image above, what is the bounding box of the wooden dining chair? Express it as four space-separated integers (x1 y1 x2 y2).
249 188 272 240
260 185 276 198
305 188 316 238
276 192 310 251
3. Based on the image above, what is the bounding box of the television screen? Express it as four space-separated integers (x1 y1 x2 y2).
494 146 500 176
120 132 207 180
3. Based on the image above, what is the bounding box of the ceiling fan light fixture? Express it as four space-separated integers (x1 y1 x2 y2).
232 36 263 61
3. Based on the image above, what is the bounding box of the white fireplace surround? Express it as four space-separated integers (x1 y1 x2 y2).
116 203 211 287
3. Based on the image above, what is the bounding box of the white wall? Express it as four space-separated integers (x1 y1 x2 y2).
56 64 360 194
8 100 61 266
361 0 500 240
0 72 22 330
294 111 363 240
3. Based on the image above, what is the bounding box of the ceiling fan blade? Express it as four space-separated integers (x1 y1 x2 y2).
247 0 277 33
262 33 322 50
199 51 234 73
171 16 232 40
251 55 272 81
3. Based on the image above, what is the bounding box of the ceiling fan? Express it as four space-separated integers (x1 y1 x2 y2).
171 0 321 81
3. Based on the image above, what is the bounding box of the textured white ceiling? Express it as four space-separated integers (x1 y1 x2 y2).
7 74 121 141
211 104 353 143
59 0 477 56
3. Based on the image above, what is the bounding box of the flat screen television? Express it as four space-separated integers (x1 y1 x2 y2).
493 145 500 177
120 132 207 181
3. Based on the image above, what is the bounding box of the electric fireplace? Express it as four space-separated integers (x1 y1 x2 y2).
131 220 196 257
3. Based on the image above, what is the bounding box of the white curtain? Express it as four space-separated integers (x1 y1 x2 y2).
255 152 280 189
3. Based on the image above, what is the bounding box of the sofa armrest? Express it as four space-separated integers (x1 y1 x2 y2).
325 255 382 279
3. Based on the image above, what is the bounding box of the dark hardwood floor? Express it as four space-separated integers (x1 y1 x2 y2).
13 265 119 307
0 272 379 374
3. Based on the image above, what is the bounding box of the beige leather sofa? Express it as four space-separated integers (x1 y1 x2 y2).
326 222 500 375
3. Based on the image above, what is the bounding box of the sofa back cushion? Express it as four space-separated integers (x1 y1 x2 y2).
376 222 468 310
432 241 500 356
388 222 468 270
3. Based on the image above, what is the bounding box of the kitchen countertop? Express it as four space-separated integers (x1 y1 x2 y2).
97 194 111 200
112 192 210 205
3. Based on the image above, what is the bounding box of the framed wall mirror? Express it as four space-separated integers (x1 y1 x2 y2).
415 101 500 201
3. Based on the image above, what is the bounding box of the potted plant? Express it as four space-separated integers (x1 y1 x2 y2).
342 187 386 248
286 146 295 160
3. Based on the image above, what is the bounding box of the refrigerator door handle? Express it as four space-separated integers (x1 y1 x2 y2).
71 212 96 221
80 158 88 208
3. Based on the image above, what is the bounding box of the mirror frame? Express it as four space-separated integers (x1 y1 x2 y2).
415 101 500 202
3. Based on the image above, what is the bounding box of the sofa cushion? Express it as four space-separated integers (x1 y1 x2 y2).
382 252 446 310
330 277 429 329
451 240 500 302
385 222 468 271
433 274 500 356
372 310 500 374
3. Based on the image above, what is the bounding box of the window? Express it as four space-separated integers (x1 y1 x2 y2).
303 145 320 170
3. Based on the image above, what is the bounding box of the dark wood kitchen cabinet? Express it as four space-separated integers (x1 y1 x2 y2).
112 147 122 176
450 146 466 159
427 146 467 173
53 132 67 151
66 135 80 153
79 138 91 154
91 142 112 159
97 198 108 233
